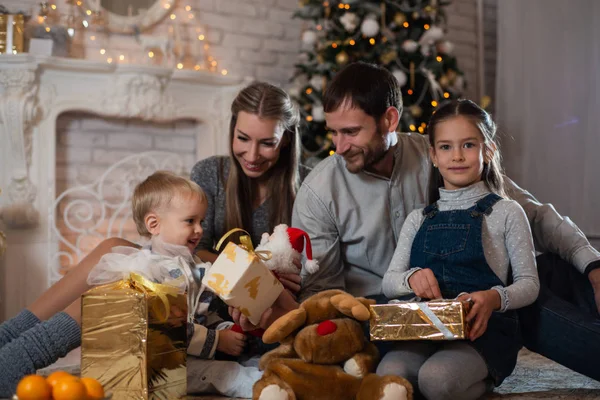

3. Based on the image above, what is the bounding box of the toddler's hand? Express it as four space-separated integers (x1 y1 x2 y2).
408 269 442 300
217 329 246 356
458 290 500 341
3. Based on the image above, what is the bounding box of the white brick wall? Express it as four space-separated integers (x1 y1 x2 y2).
55 113 198 194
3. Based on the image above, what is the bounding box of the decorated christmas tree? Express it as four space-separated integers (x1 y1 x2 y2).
290 0 466 160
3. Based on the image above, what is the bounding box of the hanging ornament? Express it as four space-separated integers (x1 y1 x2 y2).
310 75 324 90
436 40 454 55
335 50 349 65
439 75 450 87
302 30 318 46
402 39 418 53
391 69 407 87
360 17 380 37
394 13 406 25
339 12 359 32
410 62 415 89
419 25 444 46
410 105 423 118
379 50 397 64
312 104 325 122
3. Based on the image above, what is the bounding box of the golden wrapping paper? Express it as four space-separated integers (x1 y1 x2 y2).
369 301 472 341
80 278 187 400
0 14 26 54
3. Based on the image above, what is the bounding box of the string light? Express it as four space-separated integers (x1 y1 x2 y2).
194 64 201 71
306 88 313 94
107 57 113 63
403 22 409 28
164 3 170 9
369 38 375 45
185 5 191 11
148 51 154 58
424 24 430 30
100 48 106 54
344 4 350 9
221 69 228 75
198 34 205 40
177 63 183 69
332 43 338 48
338 3 344 8
349 39 355 45
307 116 314 121
408 89 414 95
316 25 323 30
329 150 335 156
170 14 176 19
418 126 424 133
436 56 442 62
119 54 125 61
211 60 217 66
45 26 51 32
51 4 57 9
90 35 95 40
443 92 450 98
409 124 416 131
85 9 91 15
431 100 438 107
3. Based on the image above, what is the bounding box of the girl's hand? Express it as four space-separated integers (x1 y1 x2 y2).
458 290 501 341
408 269 442 300
217 329 246 356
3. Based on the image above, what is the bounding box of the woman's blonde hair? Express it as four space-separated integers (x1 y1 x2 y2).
224 82 301 238
132 170 207 237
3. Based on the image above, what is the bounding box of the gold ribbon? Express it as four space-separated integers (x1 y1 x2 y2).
215 228 272 262
129 272 183 323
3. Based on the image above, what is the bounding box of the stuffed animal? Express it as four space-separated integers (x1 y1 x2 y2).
230 225 319 338
256 224 319 275
253 289 413 400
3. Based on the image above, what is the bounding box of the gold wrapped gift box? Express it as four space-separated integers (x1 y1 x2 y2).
370 300 472 341
80 277 187 400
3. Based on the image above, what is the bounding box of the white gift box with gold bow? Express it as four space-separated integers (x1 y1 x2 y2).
202 241 284 325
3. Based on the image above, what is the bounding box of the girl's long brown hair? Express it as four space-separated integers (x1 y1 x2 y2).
224 82 301 238
427 99 506 203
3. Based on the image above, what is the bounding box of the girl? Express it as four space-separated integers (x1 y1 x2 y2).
378 99 540 400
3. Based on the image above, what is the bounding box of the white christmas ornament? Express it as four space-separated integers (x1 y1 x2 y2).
402 39 418 53
339 12 359 32
437 40 454 55
360 18 380 37
310 75 324 90
302 30 318 46
419 25 444 45
312 104 325 122
392 69 407 87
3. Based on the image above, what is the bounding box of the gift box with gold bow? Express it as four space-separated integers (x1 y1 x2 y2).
202 229 284 325
80 273 187 400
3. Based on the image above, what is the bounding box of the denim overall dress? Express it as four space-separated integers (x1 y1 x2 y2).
409 193 522 385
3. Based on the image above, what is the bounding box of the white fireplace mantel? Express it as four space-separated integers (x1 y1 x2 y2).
0 54 248 319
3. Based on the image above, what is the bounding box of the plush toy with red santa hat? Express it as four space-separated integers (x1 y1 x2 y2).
256 223 319 275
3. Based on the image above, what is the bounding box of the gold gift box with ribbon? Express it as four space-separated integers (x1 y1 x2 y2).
80 273 187 400
369 300 472 341
202 229 284 326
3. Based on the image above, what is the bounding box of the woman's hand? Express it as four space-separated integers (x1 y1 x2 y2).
458 290 501 341
278 272 301 295
408 269 442 300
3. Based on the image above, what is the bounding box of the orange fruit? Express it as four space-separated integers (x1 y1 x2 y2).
46 370 75 389
80 377 105 400
15 374 52 400
52 377 88 400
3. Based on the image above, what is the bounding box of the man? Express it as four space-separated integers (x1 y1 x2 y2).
290 62 600 380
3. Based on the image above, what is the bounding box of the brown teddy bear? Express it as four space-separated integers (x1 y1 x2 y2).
253 289 413 400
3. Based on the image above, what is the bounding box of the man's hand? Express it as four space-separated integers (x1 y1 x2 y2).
588 268 600 314
228 289 299 331
217 329 246 356
408 269 442 300
458 290 500 341
278 271 301 295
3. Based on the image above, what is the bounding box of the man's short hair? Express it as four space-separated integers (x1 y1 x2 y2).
323 62 403 121
132 170 207 237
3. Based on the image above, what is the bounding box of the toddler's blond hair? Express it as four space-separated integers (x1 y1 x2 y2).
132 170 207 237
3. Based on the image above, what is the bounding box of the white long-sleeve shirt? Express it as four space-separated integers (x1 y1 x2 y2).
383 181 540 311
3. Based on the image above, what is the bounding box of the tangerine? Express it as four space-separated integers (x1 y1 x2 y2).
46 370 75 389
52 377 88 400
80 377 105 400
15 374 52 400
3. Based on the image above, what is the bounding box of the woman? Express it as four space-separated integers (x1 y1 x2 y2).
0 81 306 394
192 81 310 265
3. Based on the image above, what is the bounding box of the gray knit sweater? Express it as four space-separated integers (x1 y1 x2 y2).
191 155 310 251
383 181 540 312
